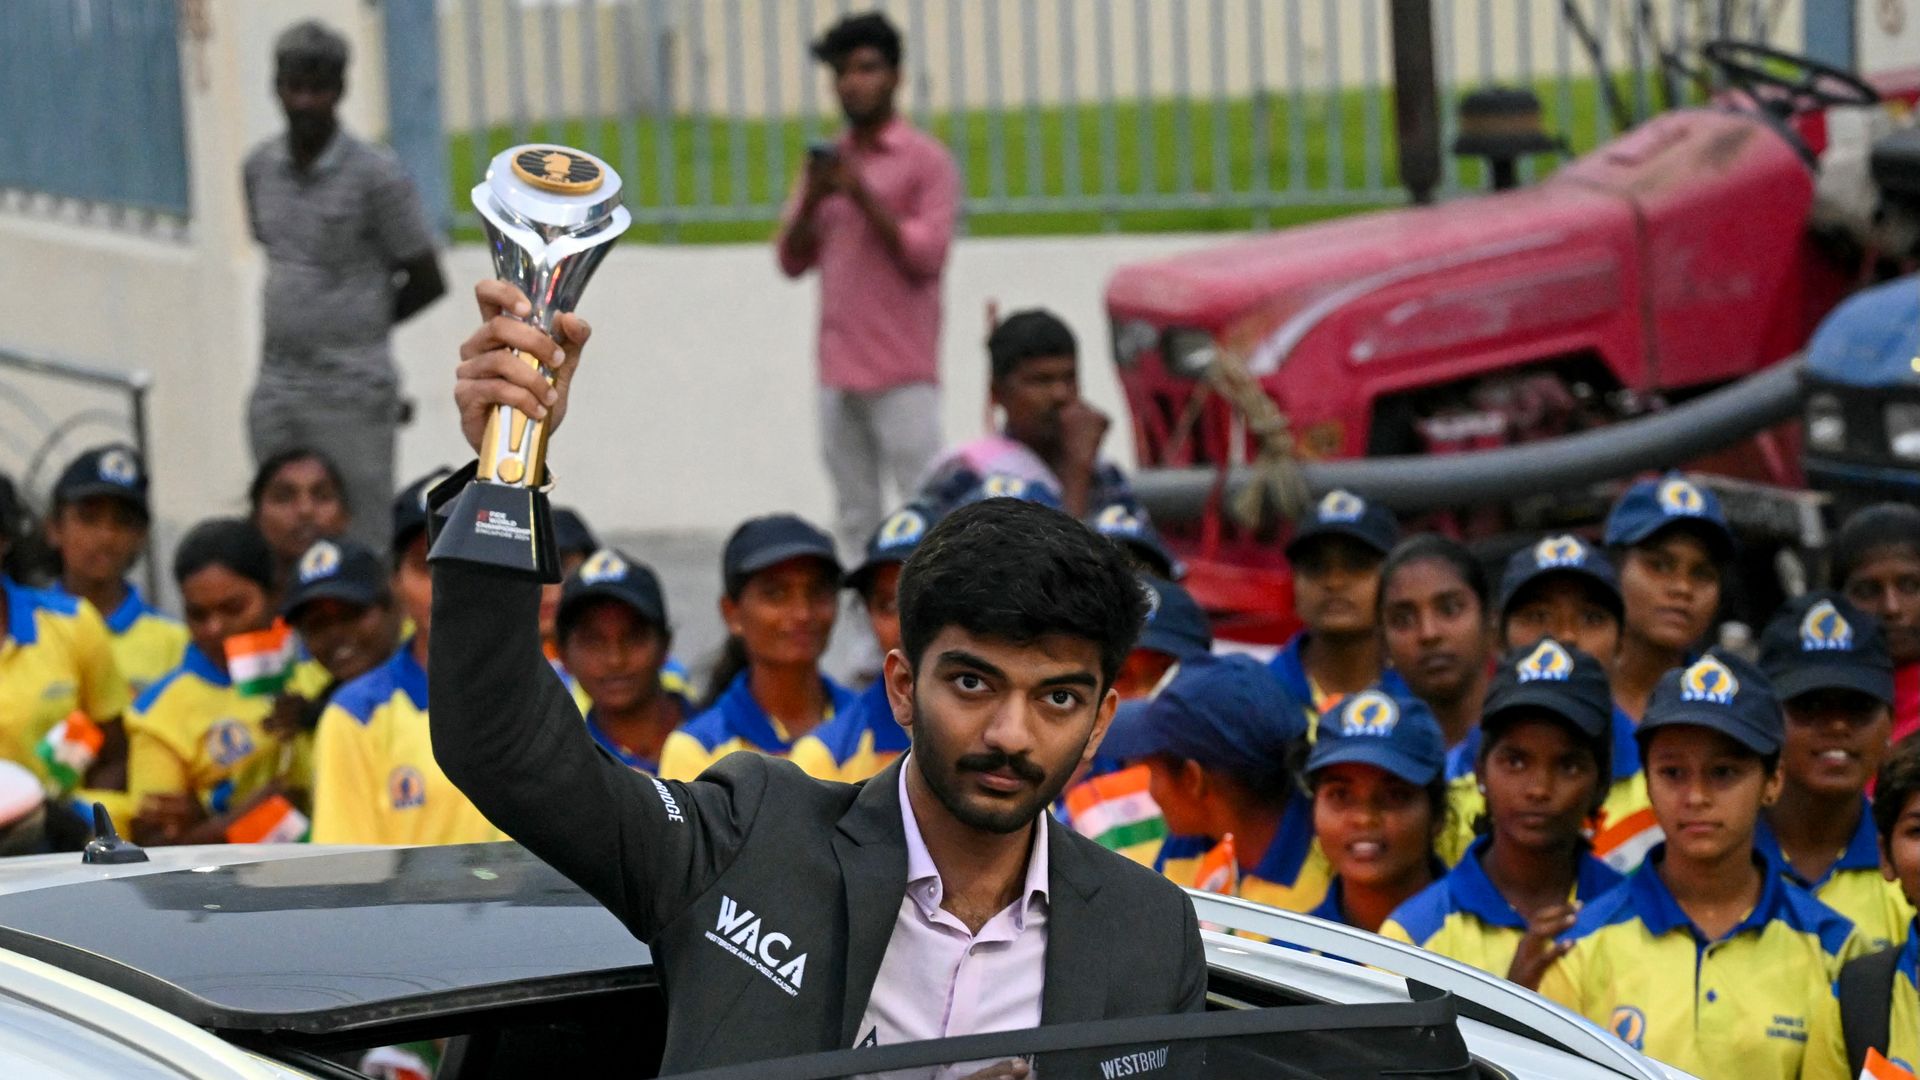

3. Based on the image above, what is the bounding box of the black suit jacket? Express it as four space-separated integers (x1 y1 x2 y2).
429 560 1207 1074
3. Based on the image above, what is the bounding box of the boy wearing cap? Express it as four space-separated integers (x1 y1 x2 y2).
1489 535 1661 873
1272 490 1399 725
554 548 690 775
1304 688 1450 932
791 504 935 782
1382 640 1623 984
1604 473 1732 723
45 445 187 697
1538 651 1864 1080
1754 591 1911 950
310 472 501 845
1803 738 1920 1080
661 514 857 782
1103 654 1332 910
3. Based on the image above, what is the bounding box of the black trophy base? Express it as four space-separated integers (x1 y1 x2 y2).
427 479 561 583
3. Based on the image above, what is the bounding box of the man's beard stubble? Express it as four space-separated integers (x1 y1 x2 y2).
909 697 1089 835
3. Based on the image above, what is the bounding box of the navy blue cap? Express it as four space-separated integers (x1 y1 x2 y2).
552 507 599 560
1497 534 1624 622
1638 650 1783 756
392 468 454 555
1308 687 1447 785
53 444 149 518
723 513 841 596
1286 489 1399 560
1136 575 1212 661
559 547 670 635
1604 472 1734 562
1482 638 1614 742
283 537 386 619
847 502 939 594
1093 502 1184 581
1759 590 1894 706
954 473 1065 511
1099 654 1305 779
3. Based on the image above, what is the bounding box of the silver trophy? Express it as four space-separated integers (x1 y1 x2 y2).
428 145 631 581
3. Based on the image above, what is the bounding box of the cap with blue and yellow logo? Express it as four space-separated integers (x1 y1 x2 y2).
1496 534 1624 622
1603 472 1734 562
1757 590 1893 706
1637 649 1782 756
1482 638 1615 745
1307 687 1447 786
1285 489 1400 561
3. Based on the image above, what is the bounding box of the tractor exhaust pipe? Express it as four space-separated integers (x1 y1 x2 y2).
1133 357 1807 522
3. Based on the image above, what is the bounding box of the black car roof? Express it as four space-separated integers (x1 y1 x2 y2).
0 843 655 1034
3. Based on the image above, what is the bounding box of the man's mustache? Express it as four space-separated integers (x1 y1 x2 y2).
954 750 1045 784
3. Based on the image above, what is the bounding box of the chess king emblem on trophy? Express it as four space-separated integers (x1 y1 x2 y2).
429 145 631 581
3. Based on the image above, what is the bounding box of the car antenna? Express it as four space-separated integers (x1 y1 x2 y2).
82 802 148 865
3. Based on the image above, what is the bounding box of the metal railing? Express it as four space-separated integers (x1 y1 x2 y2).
431 0 1795 240
0 347 158 597
0 0 192 220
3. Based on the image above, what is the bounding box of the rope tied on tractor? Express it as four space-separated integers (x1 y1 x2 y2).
1203 344 1313 529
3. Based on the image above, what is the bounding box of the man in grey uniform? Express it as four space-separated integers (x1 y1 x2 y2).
243 21 444 552
431 281 1207 1075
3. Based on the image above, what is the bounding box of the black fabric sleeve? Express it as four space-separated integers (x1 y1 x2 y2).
429 557 763 940
1174 897 1208 1013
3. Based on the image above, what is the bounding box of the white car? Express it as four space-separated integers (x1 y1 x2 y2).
0 842 1693 1079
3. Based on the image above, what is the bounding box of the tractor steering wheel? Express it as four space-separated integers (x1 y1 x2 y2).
1701 40 1881 112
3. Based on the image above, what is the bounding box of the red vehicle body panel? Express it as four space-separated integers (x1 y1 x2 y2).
1107 76 1920 644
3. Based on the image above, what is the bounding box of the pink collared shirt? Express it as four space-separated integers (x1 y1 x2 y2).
776 118 960 393
852 762 1049 1074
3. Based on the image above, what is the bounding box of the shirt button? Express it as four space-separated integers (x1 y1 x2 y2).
1705 990 1717 1003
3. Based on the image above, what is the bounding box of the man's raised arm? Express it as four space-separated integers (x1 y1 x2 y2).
430 281 760 940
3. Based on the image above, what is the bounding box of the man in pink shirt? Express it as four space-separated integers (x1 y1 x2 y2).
777 12 960 560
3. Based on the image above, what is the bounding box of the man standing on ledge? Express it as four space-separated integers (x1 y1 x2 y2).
777 11 960 562
244 21 445 553
431 281 1204 1074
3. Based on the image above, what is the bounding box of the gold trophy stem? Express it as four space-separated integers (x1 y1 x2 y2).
477 349 554 488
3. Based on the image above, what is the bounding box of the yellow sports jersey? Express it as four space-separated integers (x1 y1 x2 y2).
127 645 304 815
1804 924 1920 1080
50 582 187 699
788 680 909 783
0 577 129 782
1379 835 1624 977
1538 847 1865 1080
1755 803 1915 952
658 671 857 782
1158 794 1334 912
310 644 503 846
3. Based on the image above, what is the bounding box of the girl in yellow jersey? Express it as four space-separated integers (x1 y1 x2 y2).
1538 651 1864 1080
1101 654 1330 911
128 520 299 846
1381 640 1622 986
1753 591 1912 951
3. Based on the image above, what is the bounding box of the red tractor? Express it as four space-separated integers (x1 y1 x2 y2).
1108 42 1920 644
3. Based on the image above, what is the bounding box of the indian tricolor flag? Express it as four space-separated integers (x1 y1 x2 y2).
1064 765 1166 864
1592 806 1664 874
225 794 310 844
35 712 103 792
1863 1049 1917 1080
226 622 297 699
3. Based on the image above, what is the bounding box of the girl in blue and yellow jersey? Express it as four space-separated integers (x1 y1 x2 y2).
310 471 501 846
790 504 935 782
45 445 187 698
1539 651 1865 1080
553 548 691 775
1100 654 1331 911
1301 688 1448 933
1754 591 1912 951
1805 737 1920 1080
127 520 296 846
659 514 856 782
1269 491 1399 728
1381 640 1623 985
0 475 129 790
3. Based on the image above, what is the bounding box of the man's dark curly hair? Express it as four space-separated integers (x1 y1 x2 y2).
1875 734 1920 859
898 498 1146 690
812 12 903 69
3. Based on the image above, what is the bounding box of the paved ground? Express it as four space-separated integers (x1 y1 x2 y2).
601 529 875 698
